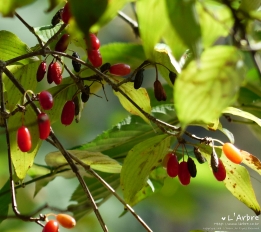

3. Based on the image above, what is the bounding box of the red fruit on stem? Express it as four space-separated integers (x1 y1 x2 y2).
222 143 243 164
167 154 179 178
61 2 71 24
213 159 226 181
56 214 76 229
37 113 51 140
61 100 75 125
42 220 59 232
48 62 62 85
17 126 32 152
109 63 131 76
86 33 100 50
39 91 54 110
37 61 47 82
87 49 102 67
178 161 191 185
55 34 70 52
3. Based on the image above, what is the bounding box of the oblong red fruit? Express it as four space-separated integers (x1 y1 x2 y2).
38 113 51 140
56 214 76 229
49 62 62 85
17 126 32 152
47 62 54 84
39 91 54 110
37 61 47 82
87 49 102 67
178 161 191 185
222 143 243 164
61 100 75 125
42 220 59 232
61 2 71 24
86 33 100 50
109 63 131 76
55 34 70 52
213 159 226 181
167 154 179 178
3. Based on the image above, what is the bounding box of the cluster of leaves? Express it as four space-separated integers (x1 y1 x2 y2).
1 0 261 231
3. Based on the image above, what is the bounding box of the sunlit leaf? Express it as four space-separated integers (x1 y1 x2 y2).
91 0 127 32
136 0 168 59
46 0 64 12
223 107 261 127
121 134 171 205
0 0 36 17
45 150 122 173
239 0 261 11
222 155 261 215
0 30 37 64
114 81 152 124
241 150 261 176
174 46 244 129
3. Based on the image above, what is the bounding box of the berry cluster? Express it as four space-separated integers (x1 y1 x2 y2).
42 213 76 232
86 33 102 67
163 142 244 185
16 91 53 152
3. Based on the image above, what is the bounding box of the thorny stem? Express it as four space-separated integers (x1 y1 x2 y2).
68 152 153 232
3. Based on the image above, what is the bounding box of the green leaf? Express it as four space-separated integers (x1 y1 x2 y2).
68 174 120 220
0 179 11 224
120 134 171 205
0 0 36 17
239 0 261 12
136 0 168 59
34 23 64 44
174 46 244 129
166 0 202 59
3 62 39 111
68 0 108 36
222 155 261 215
9 106 42 180
45 150 122 173
0 31 37 64
91 0 127 32
223 107 261 126
113 81 152 124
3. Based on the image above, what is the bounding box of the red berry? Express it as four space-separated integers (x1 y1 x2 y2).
17 126 32 152
42 220 59 232
86 33 100 50
213 159 226 181
87 49 102 67
39 91 54 110
178 161 191 185
37 113 51 140
37 61 47 82
222 143 243 164
61 2 71 24
55 34 70 53
61 100 75 125
56 214 76 229
48 62 62 85
109 63 131 76
166 154 179 178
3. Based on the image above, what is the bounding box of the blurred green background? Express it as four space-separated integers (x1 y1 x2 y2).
0 1 261 231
